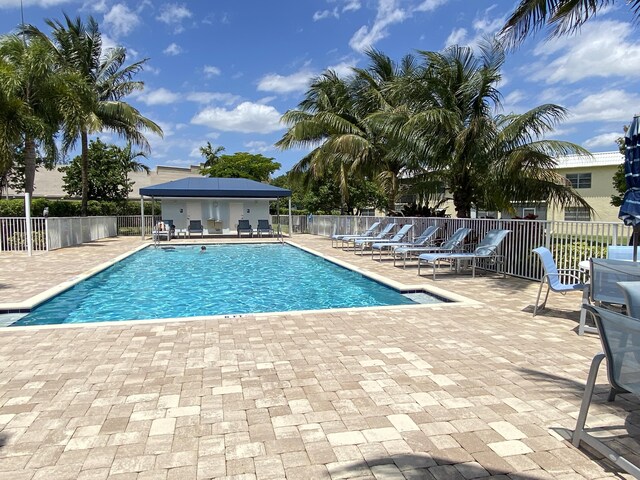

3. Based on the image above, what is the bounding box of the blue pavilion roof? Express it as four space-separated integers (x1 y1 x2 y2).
139 177 291 199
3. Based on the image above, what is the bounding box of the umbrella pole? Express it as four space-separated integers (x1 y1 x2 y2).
635 225 639 262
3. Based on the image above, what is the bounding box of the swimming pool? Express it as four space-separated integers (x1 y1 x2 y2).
12 244 444 326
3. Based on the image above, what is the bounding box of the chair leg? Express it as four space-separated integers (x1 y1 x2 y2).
572 352 605 448
533 280 548 317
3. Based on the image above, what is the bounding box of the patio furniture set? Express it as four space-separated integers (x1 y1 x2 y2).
330 221 512 280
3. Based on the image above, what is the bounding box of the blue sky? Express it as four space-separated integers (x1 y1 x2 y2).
1 0 638 175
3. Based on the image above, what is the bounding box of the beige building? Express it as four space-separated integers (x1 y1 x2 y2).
469 151 624 222
5 164 203 199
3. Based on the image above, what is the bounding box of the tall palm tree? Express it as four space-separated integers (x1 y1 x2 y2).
23 15 163 215
500 0 640 46
374 40 591 217
0 34 69 199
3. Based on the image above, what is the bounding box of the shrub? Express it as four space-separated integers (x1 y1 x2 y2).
0 199 160 217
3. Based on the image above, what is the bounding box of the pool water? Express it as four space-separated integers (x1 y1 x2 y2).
12 244 437 326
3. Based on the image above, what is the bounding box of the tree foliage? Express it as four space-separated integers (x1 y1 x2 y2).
500 0 640 47
278 41 590 218
22 14 162 215
200 150 280 182
61 138 148 201
612 126 627 207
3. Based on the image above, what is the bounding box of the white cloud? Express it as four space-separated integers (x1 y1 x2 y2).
163 43 182 56
504 90 526 104
257 68 315 94
244 140 272 153
104 3 140 38
313 8 338 21
444 7 505 48
445 28 467 47
185 91 240 105
191 102 283 134
415 0 449 12
314 0 360 20
203 65 221 77
532 20 640 84
343 0 361 12
138 87 180 106
349 0 408 52
565 89 640 124
88 0 108 13
327 60 357 78
584 132 622 149
157 3 192 31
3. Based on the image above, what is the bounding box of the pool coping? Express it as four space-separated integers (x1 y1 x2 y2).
1 239 481 329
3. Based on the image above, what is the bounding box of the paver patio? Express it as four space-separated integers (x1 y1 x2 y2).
0 234 638 479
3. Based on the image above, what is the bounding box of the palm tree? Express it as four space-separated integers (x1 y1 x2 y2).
278 50 417 213
500 0 640 46
374 40 590 217
0 34 70 199
277 71 361 212
23 15 163 215
119 141 149 192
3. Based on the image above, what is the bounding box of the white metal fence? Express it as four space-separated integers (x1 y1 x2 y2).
0 217 48 252
117 215 159 236
298 215 635 280
47 217 118 250
0 213 635 281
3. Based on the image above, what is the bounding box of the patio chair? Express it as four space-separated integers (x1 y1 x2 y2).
618 281 640 318
163 219 175 239
572 304 640 478
417 229 511 280
581 259 640 335
341 222 395 250
531 246 587 317
332 221 381 248
237 219 253 237
393 227 472 268
256 219 273 237
607 245 635 261
152 221 171 241
188 219 204 238
355 223 414 255
371 225 438 261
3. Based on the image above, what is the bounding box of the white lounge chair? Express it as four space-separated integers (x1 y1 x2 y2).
371 225 438 261
332 221 381 248
355 224 414 255
342 223 395 250
417 228 511 280
393 227 471 268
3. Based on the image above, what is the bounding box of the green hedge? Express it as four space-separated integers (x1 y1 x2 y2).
0 199 160 217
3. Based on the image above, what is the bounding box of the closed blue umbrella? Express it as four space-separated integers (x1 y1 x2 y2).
618 115 640 261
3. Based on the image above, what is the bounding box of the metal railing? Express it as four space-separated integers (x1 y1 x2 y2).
117 215 159 236
0 217 48 252
300 215 635 280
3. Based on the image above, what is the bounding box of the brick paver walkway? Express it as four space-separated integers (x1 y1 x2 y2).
0 235 638 479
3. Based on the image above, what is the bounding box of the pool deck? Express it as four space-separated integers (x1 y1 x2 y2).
0 235 638 479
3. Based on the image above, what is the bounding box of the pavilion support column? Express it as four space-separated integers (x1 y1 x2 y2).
288 197 292 238
140 196 145 239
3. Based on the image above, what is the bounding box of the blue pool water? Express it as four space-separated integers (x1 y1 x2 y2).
12 244 434 326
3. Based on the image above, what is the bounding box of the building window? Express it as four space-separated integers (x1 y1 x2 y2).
566 173 591 189
564 207 591 221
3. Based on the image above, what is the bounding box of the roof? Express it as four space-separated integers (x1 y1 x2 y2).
555 151 624 169
139 177 291 198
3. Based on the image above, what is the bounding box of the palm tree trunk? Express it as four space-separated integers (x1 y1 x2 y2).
23 136 36 197
81 130 89 216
